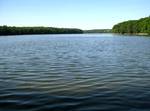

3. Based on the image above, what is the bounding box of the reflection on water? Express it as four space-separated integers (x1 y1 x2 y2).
0 34 150 111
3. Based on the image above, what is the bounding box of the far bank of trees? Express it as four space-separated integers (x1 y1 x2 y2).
112 17 150 35
0 26 83 35
84 29 111 33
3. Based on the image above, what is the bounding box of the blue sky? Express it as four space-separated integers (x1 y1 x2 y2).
0 0 150 29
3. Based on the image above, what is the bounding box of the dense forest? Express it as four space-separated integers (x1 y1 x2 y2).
84 29 111 33
112 17 150 35
0 26 83 35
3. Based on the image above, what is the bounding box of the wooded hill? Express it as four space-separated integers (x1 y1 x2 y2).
0 26 83 35
112 17 150 35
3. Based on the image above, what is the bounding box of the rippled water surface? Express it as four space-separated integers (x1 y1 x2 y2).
0 34 150 111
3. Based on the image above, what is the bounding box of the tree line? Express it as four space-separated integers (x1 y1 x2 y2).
0 26 83 35
84 29 112 33
112 17 150 35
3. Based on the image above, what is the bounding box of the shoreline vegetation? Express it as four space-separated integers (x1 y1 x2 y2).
84 29 112 33
0 26 83 35
112 16 150 35
0 17 149 36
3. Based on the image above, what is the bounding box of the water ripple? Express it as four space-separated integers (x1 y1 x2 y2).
0 34 150 111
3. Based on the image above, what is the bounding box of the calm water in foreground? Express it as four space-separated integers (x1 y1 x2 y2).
0 34 150 111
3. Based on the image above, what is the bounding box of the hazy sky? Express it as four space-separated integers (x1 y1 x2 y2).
0 0 150 29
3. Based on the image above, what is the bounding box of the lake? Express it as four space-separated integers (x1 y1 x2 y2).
0 34 150 111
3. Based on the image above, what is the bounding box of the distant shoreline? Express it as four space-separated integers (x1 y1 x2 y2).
1 33 150 37
0 26 83 36
1 26 148 36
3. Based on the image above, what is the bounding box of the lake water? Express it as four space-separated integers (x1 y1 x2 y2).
0 34 150 111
